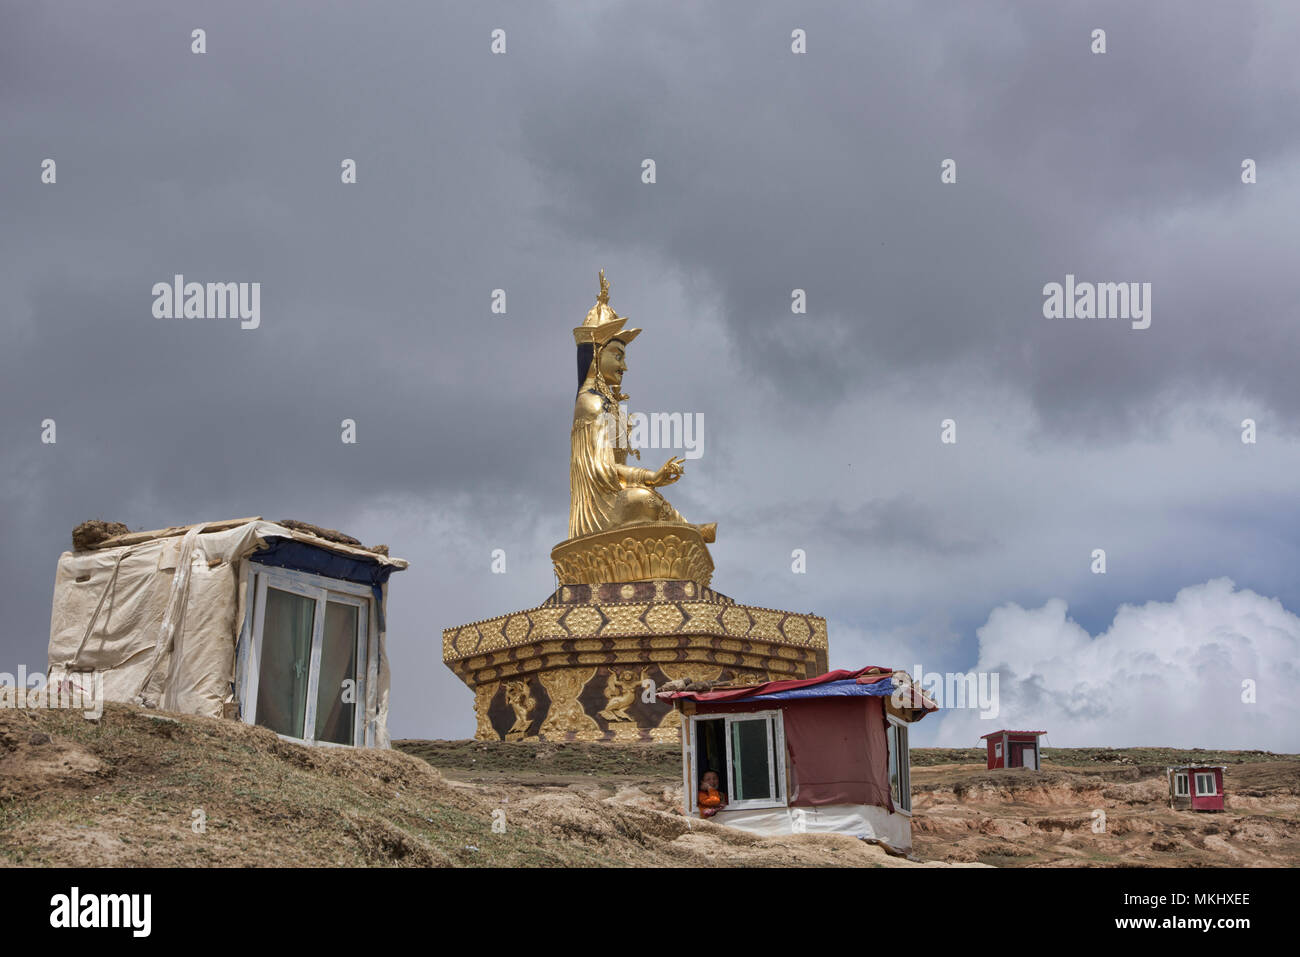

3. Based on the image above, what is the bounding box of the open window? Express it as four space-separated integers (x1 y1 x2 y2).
686 711 787 812
1194 772 1216 796
886 716 912 814
238 562 378 747
1174 772 1189 797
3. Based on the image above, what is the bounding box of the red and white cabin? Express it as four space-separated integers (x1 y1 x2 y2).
981 730 1045 769
1168 765 1225 812
660 666 937 853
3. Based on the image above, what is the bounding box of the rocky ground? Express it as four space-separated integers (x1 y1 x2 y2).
0 704 955 867
404 739 1299 867
3 703 1294 867
908 751 1300 866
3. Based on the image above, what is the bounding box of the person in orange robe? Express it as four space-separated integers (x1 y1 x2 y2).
698 769 728 818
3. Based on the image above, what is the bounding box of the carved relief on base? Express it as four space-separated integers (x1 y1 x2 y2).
503 679 537 741
474 680 500 741
538 667 599 738
469 656 791 742
597 667 643 722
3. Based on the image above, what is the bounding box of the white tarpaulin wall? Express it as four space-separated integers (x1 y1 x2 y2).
46 520 404 747
709 804 913 851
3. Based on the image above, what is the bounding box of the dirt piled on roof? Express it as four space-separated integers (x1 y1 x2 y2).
69 517 391 556
71 520 129 551
276 519 361 547
277 519 388 555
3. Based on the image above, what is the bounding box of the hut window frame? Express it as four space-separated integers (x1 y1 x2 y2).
1174 772 1189 797
239 562 378 748
1194 772 1217 796
687 711 787 813
886 715 912 815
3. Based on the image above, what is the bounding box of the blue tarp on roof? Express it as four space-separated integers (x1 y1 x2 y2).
739 678 896 702
251 537 396 586
250 537 395 629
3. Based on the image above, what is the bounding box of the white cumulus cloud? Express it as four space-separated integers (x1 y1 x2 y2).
932 579 1300 752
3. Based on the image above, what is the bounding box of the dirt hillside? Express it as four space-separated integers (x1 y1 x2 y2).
4 703 1293 867
399 738 1300 868
0 704 956 867
908 750 1300 866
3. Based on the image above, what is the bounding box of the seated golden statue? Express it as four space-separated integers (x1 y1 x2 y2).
568 271 716 544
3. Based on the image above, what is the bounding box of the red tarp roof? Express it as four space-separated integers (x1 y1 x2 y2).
659 665 931 705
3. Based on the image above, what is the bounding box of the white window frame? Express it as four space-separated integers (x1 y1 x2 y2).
686 711 787 813
1174 772 1190 797
886 714 912 815
1194 772 1217 796
237 562 379 748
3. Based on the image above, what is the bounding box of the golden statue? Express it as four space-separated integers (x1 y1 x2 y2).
568 270 716 543
442 271 832 741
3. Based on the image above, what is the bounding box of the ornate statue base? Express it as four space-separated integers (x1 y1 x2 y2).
551 522 715 589
442 577 829 742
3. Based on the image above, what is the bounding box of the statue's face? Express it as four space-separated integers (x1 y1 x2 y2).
598 340 627 389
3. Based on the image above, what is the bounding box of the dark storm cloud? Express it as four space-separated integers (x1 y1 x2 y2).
510 1 1300 433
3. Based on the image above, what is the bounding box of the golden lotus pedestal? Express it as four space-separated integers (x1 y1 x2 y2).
442 524 829 742
550 523 716 589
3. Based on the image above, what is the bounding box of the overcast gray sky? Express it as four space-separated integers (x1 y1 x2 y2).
3 1 1298 750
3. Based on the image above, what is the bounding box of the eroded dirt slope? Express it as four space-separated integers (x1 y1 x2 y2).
5 704 1291 868
0 705 948 867
909 760 1300 866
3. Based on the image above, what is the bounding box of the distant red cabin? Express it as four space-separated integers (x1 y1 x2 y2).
980 730 1044 770
1168 766 1225 812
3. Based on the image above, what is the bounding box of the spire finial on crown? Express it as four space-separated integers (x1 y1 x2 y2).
574 269 641 346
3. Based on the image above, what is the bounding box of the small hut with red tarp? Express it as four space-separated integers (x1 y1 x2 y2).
659 666 936 852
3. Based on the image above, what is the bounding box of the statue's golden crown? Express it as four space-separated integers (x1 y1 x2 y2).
573 269 641 346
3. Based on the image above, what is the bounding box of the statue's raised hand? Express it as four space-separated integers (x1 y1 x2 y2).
651 457 685 487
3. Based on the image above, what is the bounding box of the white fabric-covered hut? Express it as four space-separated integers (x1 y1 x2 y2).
47 517 407 747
